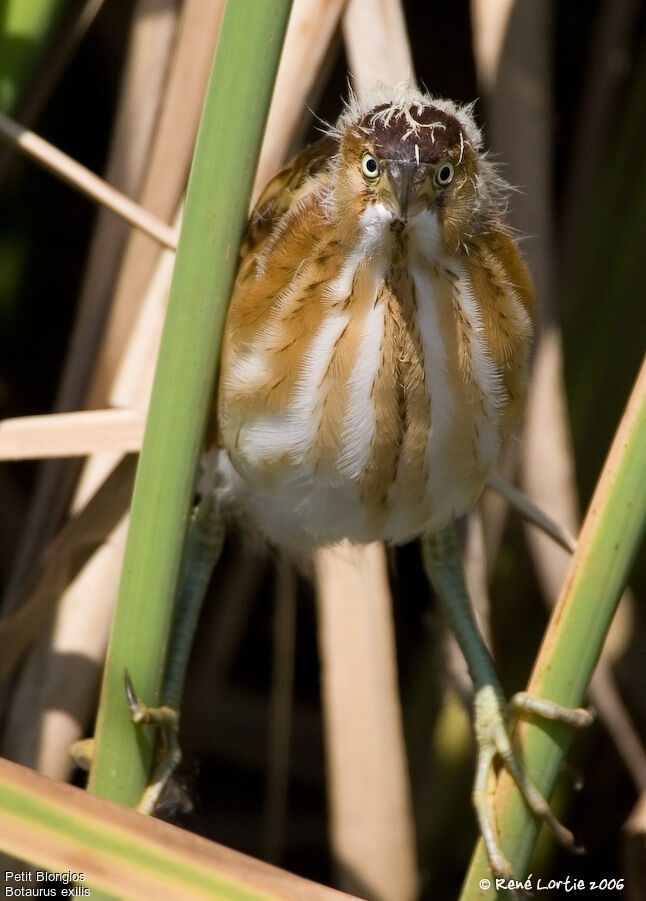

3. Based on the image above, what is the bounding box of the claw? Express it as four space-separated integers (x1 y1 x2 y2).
473 684 591 877
124 669 139 714
124 669 179 728
123 670 181 814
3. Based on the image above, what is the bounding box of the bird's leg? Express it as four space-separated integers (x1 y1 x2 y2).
126 490 226 814
421 524 592 878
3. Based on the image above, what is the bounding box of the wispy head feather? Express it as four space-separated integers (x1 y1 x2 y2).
328 81 483 152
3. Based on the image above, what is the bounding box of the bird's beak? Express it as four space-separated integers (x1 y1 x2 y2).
386 160 419 222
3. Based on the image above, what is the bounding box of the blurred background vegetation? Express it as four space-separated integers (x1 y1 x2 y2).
0 1 644 899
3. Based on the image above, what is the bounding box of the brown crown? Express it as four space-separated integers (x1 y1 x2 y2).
359 103 463 162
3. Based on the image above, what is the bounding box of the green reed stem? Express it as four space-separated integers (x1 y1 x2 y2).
460 356 646 899
89 0 294 806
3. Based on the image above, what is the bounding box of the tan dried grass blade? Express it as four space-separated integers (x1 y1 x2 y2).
0 455 136 685
87 0 226 408
0 110 177 248
253 0 347 201
342 0 413 95
0 409 144 459
315 542 417 901
2 0 179 608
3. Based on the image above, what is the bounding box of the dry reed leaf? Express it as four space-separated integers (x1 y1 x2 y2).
342 0 413 96
0 409 144 460
1 516 128 777
0 0 107 187
469 0 515 92
0 111 177 248
0 755 362 901
0 455 137 686
253 0 347 201
315 542 417 901
87 0 226 408
3 0 179 607
0 235 177 766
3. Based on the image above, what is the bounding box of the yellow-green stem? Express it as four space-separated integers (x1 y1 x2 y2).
460 356 646 899
89 0 294 806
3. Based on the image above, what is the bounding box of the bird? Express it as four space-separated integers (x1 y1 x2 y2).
216 83 534 549
134 83 592 880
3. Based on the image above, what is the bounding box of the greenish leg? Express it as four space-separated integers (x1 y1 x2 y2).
126 491 226 814
421 524 593 878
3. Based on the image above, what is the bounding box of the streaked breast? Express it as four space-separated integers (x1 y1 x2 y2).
217 208 532 546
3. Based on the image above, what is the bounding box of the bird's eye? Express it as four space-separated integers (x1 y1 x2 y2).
434 161 454 188
361 152 380 180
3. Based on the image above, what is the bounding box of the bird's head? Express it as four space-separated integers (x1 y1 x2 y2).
330 85 506 250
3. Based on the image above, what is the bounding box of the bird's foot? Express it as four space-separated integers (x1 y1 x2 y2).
69 737 94 771
473 684 593 878
124 670 181 815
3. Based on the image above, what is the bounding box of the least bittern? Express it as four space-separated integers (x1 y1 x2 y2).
129 84 591 879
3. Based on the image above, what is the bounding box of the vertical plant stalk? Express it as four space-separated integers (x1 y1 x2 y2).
315 543 418 901
89 0 294 807
460 356 646 898
342 0 413 93
252 0 346 199
87 0 227 408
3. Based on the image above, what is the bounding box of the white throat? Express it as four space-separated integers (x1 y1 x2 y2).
358 203 442 262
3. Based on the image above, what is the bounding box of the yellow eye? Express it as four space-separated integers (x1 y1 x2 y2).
361 152 380 180
434 161 454 188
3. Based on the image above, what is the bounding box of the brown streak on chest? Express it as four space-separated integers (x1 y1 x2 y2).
220 216 344 424
315 262 374 468
429 266 488 483
359 263 430 524
464 234 534 432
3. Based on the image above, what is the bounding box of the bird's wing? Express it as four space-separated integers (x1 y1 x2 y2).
242 134 339 256
206 135 339 449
